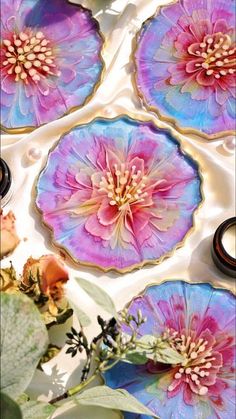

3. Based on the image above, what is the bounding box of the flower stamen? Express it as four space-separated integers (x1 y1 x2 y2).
166 329 222 397
2 30 59 86
188 32 236 80
98 163 149 209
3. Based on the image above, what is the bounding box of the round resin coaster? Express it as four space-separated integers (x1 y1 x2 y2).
134 0 236 140
36 116 202 272
1 0 104 133
104 280 236 418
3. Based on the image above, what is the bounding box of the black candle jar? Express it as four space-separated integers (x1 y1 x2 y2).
212 217 236 278
0 158 13 207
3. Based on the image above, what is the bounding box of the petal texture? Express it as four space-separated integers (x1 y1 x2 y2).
1 0 104 131
36 117 202 272
134 0 236 138
104 281 236 418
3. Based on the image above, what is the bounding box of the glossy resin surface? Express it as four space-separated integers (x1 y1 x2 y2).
36 116 202 272
104 280 236 418
134 0 236 139
1 0 104 132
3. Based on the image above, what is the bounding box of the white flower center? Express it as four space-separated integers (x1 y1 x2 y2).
99 164 148 209
2 30 60 85
189 32 236 79
165 329 218 396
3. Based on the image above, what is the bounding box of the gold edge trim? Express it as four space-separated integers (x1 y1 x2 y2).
102 278 235 416
131 0 236 142
0 3 106 135
125 279 236 308
33 112 204 274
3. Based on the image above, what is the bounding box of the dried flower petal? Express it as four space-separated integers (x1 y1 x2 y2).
0 210 20 259
22 254 69 301
0 264 18 292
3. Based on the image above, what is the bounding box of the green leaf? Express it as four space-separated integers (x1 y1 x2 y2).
137 335 156 346
0 392 22 419
136 335 184 365
54 402 122 419
74 385 158 417
153 347 184 365
147 344 185 365
69 300 91 327
76 406 122 419
21 401 56 419
122 351 147 365
0 292 49 399
119 334 153 365
75 278 117 317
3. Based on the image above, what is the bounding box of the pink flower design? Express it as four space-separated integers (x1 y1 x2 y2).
36 117 202 272
104 281 236 418
147 310 233 404
167 15 236 104
1 0 104 131
77 148 182 251
135 0 236 138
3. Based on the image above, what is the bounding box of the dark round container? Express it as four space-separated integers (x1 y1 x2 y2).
0 158 13 207
212 217 236 278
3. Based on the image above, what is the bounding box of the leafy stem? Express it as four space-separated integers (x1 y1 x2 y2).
49 308 184 405
49 309 146 404
49 357 123 404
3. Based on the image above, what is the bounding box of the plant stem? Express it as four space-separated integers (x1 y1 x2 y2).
68 373 98 397
49 372 97 404
101 358 120 372
49 357 121 405
49 312 147 405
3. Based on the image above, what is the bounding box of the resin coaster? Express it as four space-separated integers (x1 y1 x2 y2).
134 0 236 140
1 0 104 133
104 280 236 419
36 116 202 272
